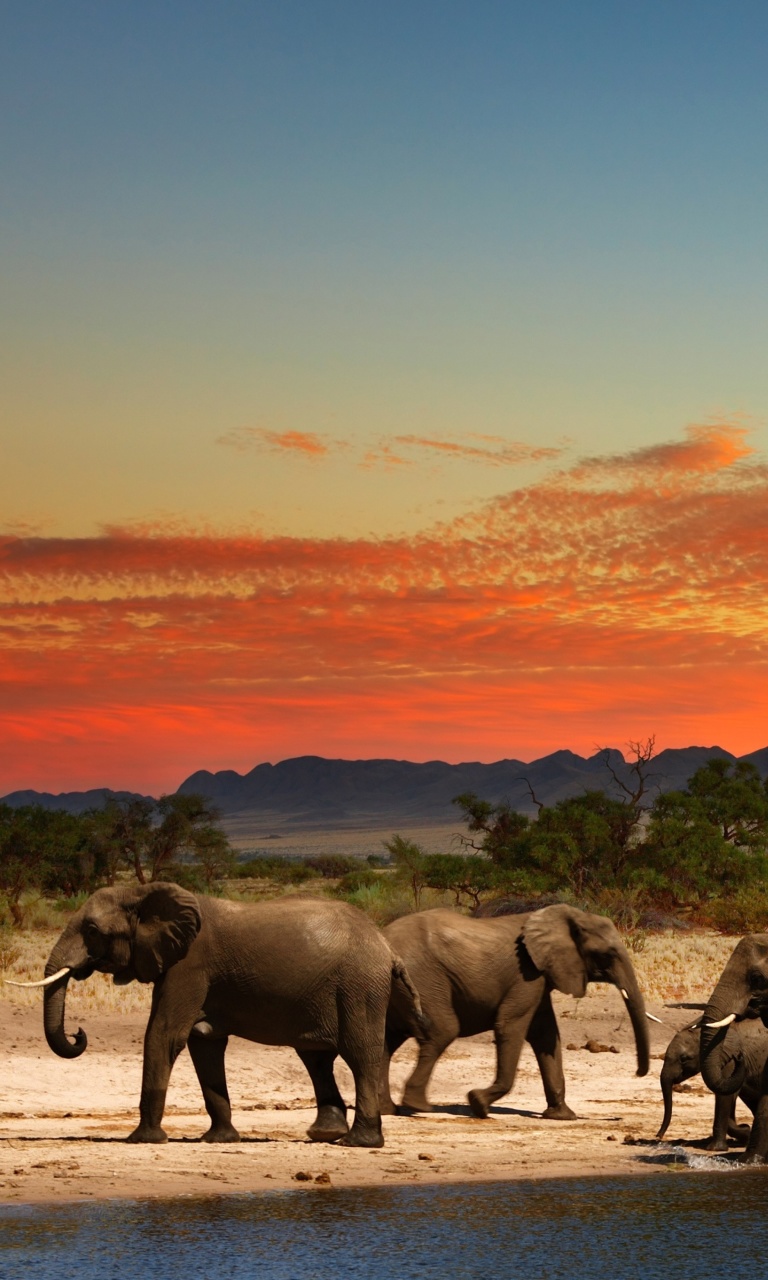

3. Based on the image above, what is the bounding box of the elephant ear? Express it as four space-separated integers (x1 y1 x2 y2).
132 883 202 983
522 904 587 998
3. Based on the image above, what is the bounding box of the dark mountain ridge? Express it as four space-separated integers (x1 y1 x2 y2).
4 744 766 830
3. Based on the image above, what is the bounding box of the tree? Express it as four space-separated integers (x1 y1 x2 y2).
420 853 498 909
385 835 428 910
452 792 530 866
0 805 84 924
145 793 231 884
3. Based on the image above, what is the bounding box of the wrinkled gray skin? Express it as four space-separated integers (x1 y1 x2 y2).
42 883 425 1147
700 933 768 1163
656 1022 768 1148
380 904 650 1119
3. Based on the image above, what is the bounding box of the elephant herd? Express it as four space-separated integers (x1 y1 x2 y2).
11 882 768 1162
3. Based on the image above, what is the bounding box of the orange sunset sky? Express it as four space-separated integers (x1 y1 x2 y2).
3 5 768 793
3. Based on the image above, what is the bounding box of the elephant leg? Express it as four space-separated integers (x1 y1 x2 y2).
186 1033 240 1143
127 974 207 1143
128 1007 185 1143
741 1095 768 1164
726 1097 751 1144
527 993 576 1121
297 1050 350 1143
400 1008 460 1113
337 1026 385 1149
704 1093 735 1151
379 1027 409 1116
468 1004 537 1119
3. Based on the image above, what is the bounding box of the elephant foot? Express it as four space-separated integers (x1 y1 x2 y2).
201 1124 241 1143
400 1091 433 1114
379 1098 398 1116
739 1150 767 1165
703 1137 729 1153
126 1124 168 1144
307 1105 349 1143
467 1089 491 1119
338 1122 384 1148
542 1103 578 1121
727 1124 751 1144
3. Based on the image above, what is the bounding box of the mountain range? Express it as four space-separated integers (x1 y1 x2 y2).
5 745 768 836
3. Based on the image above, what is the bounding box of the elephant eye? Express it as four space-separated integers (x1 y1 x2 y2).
749 970 768 992
83 922 103 950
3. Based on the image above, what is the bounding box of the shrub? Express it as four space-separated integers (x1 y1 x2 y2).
304 854 359 879
705 887 768 934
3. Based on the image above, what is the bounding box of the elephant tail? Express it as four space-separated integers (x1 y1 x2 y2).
390 955 430 1041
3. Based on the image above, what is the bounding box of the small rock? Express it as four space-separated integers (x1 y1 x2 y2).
584 1040 619 1054
606 1135 617 1142
417 1153 434 1162
623 1135 637 1145
293 1171 313 1181
314 1172 332 1184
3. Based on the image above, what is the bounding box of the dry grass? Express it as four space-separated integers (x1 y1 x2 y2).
0 929 152 1016
628 930 738 1004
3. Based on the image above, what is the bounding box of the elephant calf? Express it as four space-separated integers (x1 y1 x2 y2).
13 882 425 1148
656 1021 768 1149
381 902 650 1120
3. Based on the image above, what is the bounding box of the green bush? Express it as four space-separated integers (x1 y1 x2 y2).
333 868 381 896
235 857 314 884
304 854 359 879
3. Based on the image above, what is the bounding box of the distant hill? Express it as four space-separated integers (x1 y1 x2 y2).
0 787 154 816
4 745 758 833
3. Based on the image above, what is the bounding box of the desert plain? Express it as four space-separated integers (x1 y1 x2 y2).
0 926 753 1203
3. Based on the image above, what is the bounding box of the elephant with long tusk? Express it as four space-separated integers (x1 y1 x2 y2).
13 882 427 1147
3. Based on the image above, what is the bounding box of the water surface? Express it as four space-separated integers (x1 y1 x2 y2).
2 1174 765 1279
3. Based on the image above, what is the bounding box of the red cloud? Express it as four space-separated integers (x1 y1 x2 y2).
3 421 768 791
216 427 338 456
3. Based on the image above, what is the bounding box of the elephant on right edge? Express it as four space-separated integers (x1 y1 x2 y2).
380 903 650 1119
699 932 768 1163
656 1020 768 1148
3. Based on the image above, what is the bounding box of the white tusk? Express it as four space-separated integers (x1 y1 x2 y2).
4 967 71 988
620 989 629 999
645 1012 663 1024
705 1013 737 1029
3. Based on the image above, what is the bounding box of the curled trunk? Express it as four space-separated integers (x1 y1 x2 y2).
700 1021 746 1096
43 935 89 1059
656 1070 675 1139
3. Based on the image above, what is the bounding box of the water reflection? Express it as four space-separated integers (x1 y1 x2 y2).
2 1175 767 1279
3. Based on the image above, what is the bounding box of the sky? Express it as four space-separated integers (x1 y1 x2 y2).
3 2 768 793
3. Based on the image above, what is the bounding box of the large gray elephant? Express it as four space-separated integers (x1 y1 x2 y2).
14 883 425 1147
380 903 650 1118
699 932 768 1163
656 1020 768 1147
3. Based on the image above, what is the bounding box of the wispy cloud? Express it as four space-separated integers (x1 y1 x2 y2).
361 434 563 469
3 421 767 790
216 427 344 457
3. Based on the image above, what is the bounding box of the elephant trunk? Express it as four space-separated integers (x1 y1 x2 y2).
656 1070 675 1139
613 954 650 1078
43 933 89 1059
700 986 748 1097
700 1020 746 1097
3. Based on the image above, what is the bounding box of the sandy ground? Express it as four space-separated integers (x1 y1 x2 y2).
0 984 740 1205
